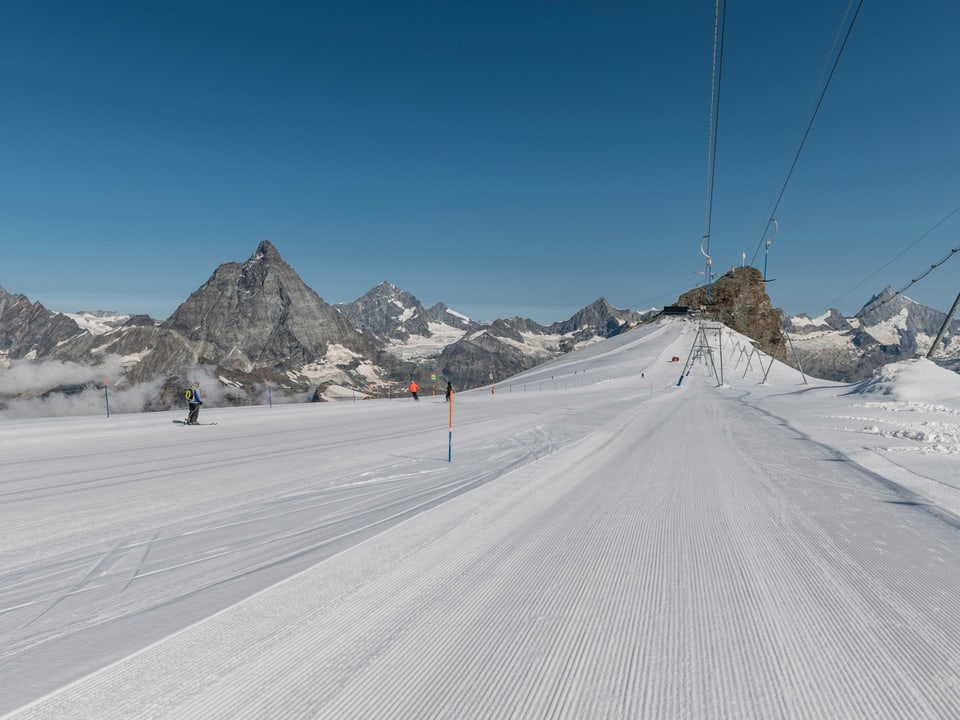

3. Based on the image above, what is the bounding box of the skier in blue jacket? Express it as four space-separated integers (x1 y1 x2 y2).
186 382 202 424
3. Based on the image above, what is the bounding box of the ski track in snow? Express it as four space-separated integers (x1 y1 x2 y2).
4 321 960 718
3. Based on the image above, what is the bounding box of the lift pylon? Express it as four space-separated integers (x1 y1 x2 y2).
677 322 724 387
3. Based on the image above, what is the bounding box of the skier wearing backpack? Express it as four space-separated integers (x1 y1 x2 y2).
185 382 202 424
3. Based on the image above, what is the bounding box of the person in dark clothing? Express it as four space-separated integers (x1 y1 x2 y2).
186 382 202 424
445 381 452 402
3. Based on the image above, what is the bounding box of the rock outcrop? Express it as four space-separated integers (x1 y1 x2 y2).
678 267 785 359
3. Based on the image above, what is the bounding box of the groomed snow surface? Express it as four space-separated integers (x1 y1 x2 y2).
4 318 960 719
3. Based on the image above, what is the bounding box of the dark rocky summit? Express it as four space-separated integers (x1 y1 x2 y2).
678 267 785 360
163 240 380 372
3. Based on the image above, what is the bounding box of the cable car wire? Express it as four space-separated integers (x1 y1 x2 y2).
749 0 864 267
700 0 726 302
857 244 960 318
819 202 960 314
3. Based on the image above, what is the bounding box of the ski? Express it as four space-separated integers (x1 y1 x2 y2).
172 420 218 426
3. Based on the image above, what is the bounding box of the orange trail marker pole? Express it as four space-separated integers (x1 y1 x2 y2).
447 391 453 462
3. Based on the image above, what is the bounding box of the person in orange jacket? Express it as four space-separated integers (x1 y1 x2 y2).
409 380 419 401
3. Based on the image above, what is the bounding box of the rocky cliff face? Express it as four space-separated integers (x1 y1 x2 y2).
678 267 785 359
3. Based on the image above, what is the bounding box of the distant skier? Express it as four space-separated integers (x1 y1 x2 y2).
445 381 452 402
185 382 202 424
409 380 419 401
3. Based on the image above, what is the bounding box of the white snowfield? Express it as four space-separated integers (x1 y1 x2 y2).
4 318 960 719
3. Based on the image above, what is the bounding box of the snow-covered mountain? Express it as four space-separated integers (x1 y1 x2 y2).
783 287 960 381
334 281 479 362
62 310 138 335
335 281 477 343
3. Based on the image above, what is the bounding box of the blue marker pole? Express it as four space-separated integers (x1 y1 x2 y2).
103 378 110 418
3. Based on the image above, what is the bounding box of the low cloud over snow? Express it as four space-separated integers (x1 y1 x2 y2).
0 356 125 396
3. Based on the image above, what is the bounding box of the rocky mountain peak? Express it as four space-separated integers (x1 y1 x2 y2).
162 242 376 373
548 297 642 339
822 308 852 330
249 239 284 265
856 286 914 324
371 280 399 294
336 282 431 343
852 286 953 360
425 303 476 331
0 288 83 359
783 308 852 335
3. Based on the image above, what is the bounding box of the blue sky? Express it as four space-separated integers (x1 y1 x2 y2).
2 1 959 324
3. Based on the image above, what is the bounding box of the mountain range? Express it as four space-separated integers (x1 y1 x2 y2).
3 241 959 414
783 287 960 382
0 241 650 411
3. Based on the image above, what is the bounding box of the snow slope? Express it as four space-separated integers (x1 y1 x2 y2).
3 319 960 719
